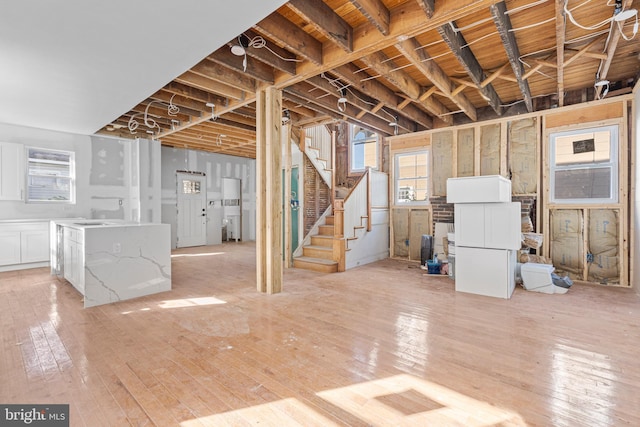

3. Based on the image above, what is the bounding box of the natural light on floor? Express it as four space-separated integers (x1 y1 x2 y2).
179 374 525 426
158 296 227 309
170 252 226 258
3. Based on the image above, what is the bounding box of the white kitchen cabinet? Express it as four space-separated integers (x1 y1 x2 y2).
455 246 517 299
0 142 24 201
62 226 84 294
447 175 511 203
0 230 21 265
0 222 50 269
455 202 521 250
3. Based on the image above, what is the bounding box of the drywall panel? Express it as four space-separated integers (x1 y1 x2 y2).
457 128 474 177
480 123 501 176
392 208 409 257
431 131 453 196
509 118 537 194
550 209 584 280
409 209 431 260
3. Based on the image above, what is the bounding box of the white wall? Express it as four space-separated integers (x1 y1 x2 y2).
161 146 256 249
633 86 639 293
0 123 161 222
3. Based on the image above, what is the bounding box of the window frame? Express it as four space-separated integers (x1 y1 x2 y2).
25 146 76 204
349 124 379 174
393 150 430 206
549 124 618 205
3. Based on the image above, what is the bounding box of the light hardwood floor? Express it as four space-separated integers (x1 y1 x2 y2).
1 242 639 426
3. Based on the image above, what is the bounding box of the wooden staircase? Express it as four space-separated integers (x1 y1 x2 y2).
293 215 339 273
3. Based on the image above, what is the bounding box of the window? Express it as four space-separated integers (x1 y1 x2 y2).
395 151 429 204
549 125 618 204
26 147 75 203
182 179 201 194
350 125 378 172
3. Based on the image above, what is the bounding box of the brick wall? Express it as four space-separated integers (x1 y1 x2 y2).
430 194 538 231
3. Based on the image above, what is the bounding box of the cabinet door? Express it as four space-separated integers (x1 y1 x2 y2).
455 204 485 247
484 202 521 250
0 231 21 266
21 229 50 263
63 240 74 283
0 142 24 201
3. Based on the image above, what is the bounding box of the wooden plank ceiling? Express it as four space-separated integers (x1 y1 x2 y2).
97 0 640 158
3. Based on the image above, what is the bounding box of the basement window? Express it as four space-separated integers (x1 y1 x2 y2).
395 151 429 205
350 125 379 172
549 125 618 204
26 147 75 203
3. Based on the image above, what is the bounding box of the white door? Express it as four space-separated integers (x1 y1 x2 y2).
177 173 207 248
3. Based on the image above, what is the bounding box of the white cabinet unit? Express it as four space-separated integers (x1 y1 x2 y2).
455 202 521 250
0 230 21 265
63 226 84 294
0 222 50 270
0 142 24 201
447 175 511 203
455 247 517 299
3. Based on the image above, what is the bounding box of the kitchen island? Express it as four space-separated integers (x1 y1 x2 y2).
51 220 171 308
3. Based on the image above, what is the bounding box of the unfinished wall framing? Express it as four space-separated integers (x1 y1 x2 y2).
386 95 633 284
542 99 631 287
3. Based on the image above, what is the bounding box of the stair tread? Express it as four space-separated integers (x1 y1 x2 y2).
294 256 338 265
304 245 332 251
312 234 332 239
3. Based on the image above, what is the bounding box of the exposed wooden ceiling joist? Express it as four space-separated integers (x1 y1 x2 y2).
207 47 275 84
491 1 533 112
254 12 323 65
555 0 566 107
348 0 390 35
438 22 503 115
395 37 477 121
287 0 353 53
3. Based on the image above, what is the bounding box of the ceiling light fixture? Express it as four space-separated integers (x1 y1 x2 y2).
282 109 291 125
337 88 348 112
614 8 637 21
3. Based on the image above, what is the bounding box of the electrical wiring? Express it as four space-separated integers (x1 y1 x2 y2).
240 34 303 63
505 0 549 15
167 94 180 116
564 0 615 31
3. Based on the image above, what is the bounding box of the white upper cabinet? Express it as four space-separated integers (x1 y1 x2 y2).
0 142 24 201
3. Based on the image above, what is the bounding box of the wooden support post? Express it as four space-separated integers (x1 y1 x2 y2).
331 128 337 213
256 86 283 294
284 121 292 269
332 199 346 272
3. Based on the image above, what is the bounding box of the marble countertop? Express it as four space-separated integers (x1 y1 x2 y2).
0 218 82 224
52 219 163 230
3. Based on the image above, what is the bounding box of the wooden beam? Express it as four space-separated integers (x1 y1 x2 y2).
176 72 246 101
190 59 256 93
490 1 533 112
396 37 477 121
416 0 435 18
333 63 433 129
254 12 323 65
241 29 297 75
208 47 275 84
361 51 452 124
256 87 283 294
287 0 353 53
564 36 605 67
555 0 566 107
437 22 503 115
480 62 510 88
596 0 633 99
161 82 228 107
285 82 395 135
305 75 415 131
349 0 390 35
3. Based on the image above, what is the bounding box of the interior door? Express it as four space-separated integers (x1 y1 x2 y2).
177 173 207 248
